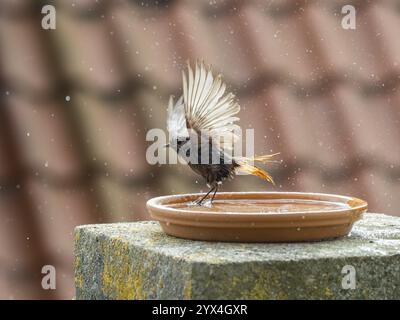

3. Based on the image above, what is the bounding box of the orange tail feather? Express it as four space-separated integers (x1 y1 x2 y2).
237 163 275 185
235 153 279 185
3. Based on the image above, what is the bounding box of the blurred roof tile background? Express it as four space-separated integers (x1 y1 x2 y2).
1 0 400 299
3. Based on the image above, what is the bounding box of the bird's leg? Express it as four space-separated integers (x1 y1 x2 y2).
196 185 216 206
210 184 219 205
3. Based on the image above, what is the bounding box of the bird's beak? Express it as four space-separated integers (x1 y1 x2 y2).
163 143 170 148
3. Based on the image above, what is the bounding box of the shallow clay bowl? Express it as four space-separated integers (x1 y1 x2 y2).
147 192 368 242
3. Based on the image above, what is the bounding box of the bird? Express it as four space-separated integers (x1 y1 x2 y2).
166 61 279 205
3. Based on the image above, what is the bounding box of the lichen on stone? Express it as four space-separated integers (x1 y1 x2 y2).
75 214 400 299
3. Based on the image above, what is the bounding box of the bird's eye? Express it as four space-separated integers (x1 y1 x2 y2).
177 137 190 148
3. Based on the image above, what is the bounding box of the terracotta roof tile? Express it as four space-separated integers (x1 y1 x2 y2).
243 3 322 90
238 90 282 157
4 94 86 180
0 188 44 269
305 1 386 90
95 176 152 221
366 2 400 84
110 1 183 93
291 169 324 192
293 168 369 200
0 186 60 299
318 0 374 11
174 1 258 87
134 89 169 132
262 85 315 165
56 0 109 15
55 10 127 95
0 274 58 299
359 168 400 216
161 165 205 195
0 0 34 16
333 85 400 169
300 92 350 172
254 0 308 14
54 266 75 300
26 178 101 266
71 92 149 179
0 115 18 181
0 15 57 96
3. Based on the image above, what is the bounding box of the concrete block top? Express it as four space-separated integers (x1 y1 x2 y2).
75 213 400 299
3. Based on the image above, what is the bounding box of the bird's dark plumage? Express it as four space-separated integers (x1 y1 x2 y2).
167 61 277 205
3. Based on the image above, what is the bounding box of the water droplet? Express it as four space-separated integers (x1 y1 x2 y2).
65 95 71 102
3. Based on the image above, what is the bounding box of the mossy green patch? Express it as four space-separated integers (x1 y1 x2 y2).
101 238 142 299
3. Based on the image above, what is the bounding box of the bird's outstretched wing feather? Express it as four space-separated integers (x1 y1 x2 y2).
166 95 187 138
182 61 240 151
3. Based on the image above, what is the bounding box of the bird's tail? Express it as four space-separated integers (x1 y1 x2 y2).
234 153 280 185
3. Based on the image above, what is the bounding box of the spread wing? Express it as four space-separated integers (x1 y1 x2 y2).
167 95 188 139
181 61 240 151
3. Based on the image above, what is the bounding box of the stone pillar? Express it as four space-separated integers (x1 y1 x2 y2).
75 213 400 299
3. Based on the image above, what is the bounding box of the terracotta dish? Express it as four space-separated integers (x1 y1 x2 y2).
146 192 368 242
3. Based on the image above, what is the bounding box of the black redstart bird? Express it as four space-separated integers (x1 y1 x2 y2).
166 61 278 205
